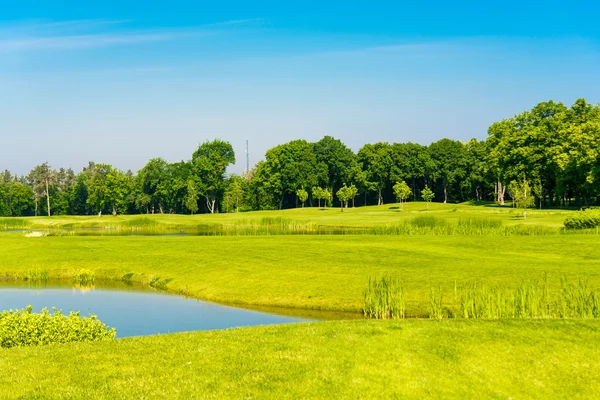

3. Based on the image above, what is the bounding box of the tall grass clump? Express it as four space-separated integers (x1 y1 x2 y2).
72 269 95 285
410 215 447 228
22 270 48 283
362 275 405 319
0 306 116 348
369 218 559 236
455 275 600 319
564 209 600 230
428 286 445 318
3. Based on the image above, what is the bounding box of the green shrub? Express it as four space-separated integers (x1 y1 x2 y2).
564 209 600 229
0 306 116 348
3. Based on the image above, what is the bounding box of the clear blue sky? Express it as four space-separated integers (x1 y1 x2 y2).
1 1 599 174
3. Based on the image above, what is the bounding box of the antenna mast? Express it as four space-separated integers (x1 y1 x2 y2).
245 139 250 174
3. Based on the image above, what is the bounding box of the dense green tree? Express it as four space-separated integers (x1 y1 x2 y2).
259 140 325 209
223 175 245 213
357 142 393 205
428 139 466 203
192 140 235 214
313 136 356 195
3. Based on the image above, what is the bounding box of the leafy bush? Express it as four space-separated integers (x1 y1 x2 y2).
0 306 116 348
564 209 600 229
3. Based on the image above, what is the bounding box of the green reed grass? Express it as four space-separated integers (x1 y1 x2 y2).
22 270 48 283
369 217 559 236
72 269 95 285
428 286 445 319
361 274 600 319
453 275 600 319
362 275 405 319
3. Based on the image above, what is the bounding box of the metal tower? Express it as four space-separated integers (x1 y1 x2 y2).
245 139 250 174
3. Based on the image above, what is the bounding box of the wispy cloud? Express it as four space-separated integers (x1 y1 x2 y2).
0 18 259 53
0 31 209 52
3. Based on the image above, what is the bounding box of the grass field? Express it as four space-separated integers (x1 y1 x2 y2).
0 201 577 231
1 319 599 399
1 203 598 398
1 234 600 315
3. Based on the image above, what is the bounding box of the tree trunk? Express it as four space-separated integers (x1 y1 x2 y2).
443 186 447 204
497 179 505 205
378 188 383 206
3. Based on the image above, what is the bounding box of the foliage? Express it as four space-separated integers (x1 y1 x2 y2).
392 180 411 210
3 99 600 215
192 140 236 214
512 179 535 220
0 305 115 348
295 188 308 208
421 186 434 209
335 185 353 210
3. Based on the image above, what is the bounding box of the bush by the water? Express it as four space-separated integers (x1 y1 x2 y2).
564 209 600 229
0 306 116 348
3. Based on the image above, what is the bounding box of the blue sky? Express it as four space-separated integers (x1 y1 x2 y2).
1 1 599 175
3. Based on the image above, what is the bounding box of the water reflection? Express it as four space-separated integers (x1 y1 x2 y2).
0 280 356 338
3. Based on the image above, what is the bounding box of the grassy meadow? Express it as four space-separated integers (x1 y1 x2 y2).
1 202 599 398
2 319 599 399
0 201 576 231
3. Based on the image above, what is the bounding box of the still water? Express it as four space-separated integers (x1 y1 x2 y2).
0 280 317 338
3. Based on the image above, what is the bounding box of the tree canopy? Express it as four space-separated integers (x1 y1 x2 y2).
2 98 599 216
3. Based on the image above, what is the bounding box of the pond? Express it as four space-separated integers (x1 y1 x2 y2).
0 280 353 338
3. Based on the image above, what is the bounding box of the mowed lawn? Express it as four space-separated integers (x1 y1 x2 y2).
1 234 599 314
6 201 575 229
1 319 599 399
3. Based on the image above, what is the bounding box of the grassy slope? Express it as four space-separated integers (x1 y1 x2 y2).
1 205 597 398
1 234 599 314
2 319 599 399
7 201 575 229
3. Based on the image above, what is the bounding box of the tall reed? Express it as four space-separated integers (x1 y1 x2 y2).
362 275 405 319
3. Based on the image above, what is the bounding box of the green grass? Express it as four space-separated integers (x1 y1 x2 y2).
1 203 598 397
1 234 600 315
0 319 598 399
5 201 577 231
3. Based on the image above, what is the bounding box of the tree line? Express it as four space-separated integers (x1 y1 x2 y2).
1 98 598 217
